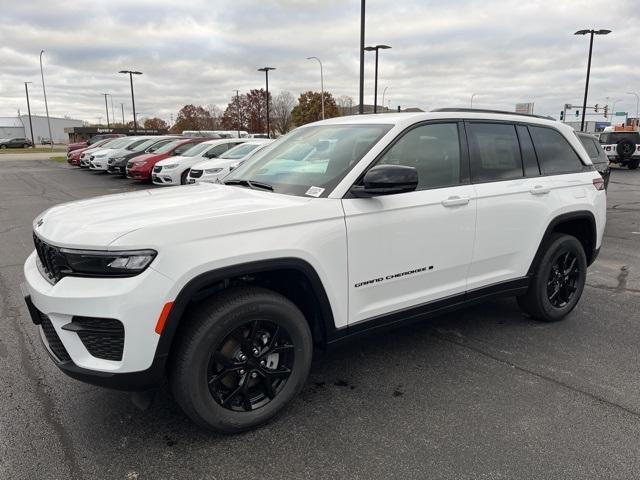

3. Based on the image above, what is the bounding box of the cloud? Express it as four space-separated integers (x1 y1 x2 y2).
0 0 639 124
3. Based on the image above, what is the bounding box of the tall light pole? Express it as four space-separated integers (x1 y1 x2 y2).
381 86 389 112
233 89 241 137
258 67 275 138
575 29 611 132
470 93 479 108
101 93 110 127
24 82 35 147
358 0 365 114
119 70 142 133
307 57 325 120
108 94 115 126
39 50 53 149
627 92 639 126
120 103 125 124
364 44 391 113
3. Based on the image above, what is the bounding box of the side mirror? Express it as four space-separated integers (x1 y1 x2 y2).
350 164 418 197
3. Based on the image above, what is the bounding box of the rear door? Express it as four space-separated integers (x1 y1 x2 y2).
343 121 477 324
465 122 551 289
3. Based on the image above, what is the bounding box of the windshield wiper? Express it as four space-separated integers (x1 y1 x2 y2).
224 179 274 191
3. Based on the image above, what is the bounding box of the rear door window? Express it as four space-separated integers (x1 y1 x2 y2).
529 126 584 175
467 122 524 182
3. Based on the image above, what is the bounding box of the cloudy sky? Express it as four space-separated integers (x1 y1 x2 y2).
1 0 639 125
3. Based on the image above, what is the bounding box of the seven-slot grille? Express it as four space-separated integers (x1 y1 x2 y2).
33 233 63 283
189 169 203 178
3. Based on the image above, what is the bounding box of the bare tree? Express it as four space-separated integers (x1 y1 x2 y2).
272 91 296 135
206 104 223 129
337 95 355 115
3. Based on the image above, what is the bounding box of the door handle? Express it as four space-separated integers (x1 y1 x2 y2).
530 185 550 195
441 196 470 207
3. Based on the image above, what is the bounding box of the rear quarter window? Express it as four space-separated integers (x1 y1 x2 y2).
529 126 584 175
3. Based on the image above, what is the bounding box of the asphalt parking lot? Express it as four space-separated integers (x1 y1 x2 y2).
1 158 639 479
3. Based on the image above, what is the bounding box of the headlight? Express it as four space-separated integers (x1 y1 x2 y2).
58 248 157 277
205 168 223 174
162 164 178 170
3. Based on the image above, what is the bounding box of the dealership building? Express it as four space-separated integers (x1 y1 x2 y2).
0 114 84 144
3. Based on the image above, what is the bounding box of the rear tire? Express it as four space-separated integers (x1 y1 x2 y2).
517 233 587 322
628 159 639 170
170 286 312 433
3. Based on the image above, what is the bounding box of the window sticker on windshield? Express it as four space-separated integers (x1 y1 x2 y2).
305 186 325 197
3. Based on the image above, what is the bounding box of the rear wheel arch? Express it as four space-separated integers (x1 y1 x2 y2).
527 211 597 275
156 258 336 369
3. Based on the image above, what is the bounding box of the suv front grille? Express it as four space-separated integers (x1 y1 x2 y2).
33 233 64 284
40 315 71 362
70 317 125 361
153 166 162 173
189 169 203 178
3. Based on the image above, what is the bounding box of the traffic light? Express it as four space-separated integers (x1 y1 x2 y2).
576 110 580 117
560 110 564 121
604 105 608 118
594 104 599 112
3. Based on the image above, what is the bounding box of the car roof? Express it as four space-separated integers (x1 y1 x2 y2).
201 138 247 145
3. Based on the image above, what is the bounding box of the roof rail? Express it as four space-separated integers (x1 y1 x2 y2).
432 108 556 121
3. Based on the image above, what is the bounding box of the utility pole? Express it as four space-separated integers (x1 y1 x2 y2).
119 70 143 133
233 89 241 137
120 103 125 124
24 82 35 147
101 93 110 127
39 50 54 149
258 67 275 138
358 0 365 114
574 29 611 131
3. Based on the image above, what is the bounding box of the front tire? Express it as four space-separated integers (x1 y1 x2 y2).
170 287 312 433
517 233 587 322
180 169 189 185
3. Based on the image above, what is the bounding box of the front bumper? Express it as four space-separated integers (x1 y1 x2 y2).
23 251 174 387
152 169 179 185
89 159 109 171
126 166 151 180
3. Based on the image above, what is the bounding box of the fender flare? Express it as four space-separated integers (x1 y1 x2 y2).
527 211 597 276
153 257 336 364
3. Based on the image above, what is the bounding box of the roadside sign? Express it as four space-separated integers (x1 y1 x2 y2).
615 112 627 116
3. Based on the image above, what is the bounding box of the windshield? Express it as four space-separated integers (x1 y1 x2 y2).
132 138 163 152
224 124 392 197
126 138 149 150
154 139 184 154
179 142 213 157
600 132 640 144
102 137 132 149
220 143 261 159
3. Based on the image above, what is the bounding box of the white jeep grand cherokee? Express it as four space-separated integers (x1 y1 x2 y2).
23 109 606 433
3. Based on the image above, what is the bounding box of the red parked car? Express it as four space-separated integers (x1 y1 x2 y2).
67 134 124 154
126 138 211 182
66 139 112 166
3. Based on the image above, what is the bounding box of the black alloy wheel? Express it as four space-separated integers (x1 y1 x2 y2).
546 251 580 308
207 319 294 412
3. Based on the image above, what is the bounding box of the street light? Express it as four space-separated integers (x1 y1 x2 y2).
364 45 391 113
24 82 35 147
100 93 110 127
574 29 611 132
470 93 480 108
39 50 54 149
627 92 639 126
257 67 275 138
119 70 143 133
120 103 125 124
381 86 389 112
307 57 325 120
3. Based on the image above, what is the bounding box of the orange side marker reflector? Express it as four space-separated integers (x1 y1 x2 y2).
155 302 174 335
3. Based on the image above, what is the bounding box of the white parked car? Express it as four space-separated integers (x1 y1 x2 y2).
152 138 247 186
187 140 274 184
79 138 126 168
23 109 606 433
89 136 152 171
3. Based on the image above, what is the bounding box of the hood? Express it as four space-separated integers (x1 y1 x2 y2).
89 148 116 158
33 183 313 248
192 158 236 170
156 155 189 166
